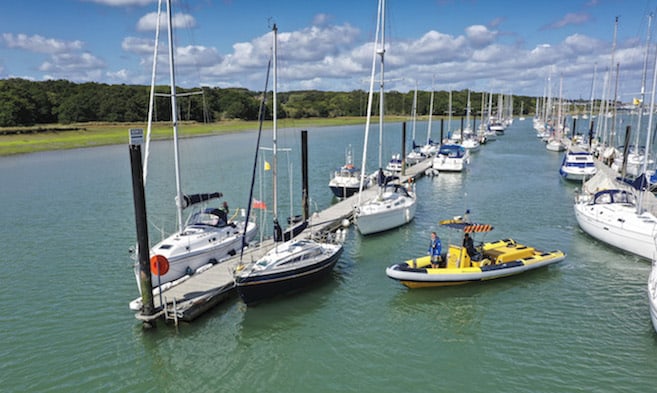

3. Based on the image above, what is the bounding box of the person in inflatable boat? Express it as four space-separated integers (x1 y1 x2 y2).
429 232 443 268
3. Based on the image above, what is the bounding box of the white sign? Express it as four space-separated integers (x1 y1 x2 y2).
129 128 144 145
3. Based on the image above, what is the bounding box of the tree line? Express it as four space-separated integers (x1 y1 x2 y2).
0 78 545 127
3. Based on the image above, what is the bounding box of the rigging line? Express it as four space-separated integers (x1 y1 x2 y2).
240 57 272 262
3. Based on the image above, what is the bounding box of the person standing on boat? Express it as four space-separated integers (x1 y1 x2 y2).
429 232 443 268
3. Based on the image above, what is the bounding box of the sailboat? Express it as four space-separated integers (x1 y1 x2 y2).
353 0 417 236
457 90 480 152
234 25 343 305
405 85 427 165
417 86 440 157
133 0 256 295
546 75 566 152
574 28 657 260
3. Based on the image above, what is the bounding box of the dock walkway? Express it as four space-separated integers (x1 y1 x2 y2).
134 158 434 323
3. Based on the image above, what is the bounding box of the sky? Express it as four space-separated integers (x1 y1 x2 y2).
2 0 657 101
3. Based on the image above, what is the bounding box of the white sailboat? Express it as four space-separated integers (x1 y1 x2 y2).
418 86 440 156
574 30 657 261
133 0 256 295
546 75 566 152
405 85 427 165
354 0 417 236
234 24 343 305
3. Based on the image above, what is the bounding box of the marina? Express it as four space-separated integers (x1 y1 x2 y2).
131 156 433 323
6 1 657 391
4 119 657 392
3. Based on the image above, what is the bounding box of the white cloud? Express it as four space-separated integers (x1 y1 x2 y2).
137 12 197 32
122 36 154 55
1 33 84 54
106 68 131 82
39 52 105 73
465 25 496 48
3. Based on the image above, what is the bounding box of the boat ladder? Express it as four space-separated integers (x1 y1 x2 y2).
163 297 180 326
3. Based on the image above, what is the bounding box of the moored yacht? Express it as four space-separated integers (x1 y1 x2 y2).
431 144 470 173
559 150 597 181
329 145 369 199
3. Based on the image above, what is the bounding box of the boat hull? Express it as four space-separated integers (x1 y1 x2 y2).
355 191 417 235
574 200 657 260
329 184 360 199
235 245 343 305
135 221 257 292
649 263 657 333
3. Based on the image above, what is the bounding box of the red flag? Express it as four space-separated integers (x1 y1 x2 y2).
252 199 267 210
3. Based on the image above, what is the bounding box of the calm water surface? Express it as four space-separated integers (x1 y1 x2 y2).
2 119 656 392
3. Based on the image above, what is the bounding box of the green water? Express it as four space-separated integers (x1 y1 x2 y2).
2 120 656 392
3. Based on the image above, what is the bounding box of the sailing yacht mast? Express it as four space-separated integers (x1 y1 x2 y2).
633 14 652 161
427 88 435 144
165 0 184 232
377 0 386 196
638 14 657 214
272 24 279 232
411 83 418 147
357 0 384 205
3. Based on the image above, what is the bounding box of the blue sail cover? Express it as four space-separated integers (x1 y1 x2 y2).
617 174 649 191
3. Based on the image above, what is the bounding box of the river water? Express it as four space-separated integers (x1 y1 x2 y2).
2 119 656 392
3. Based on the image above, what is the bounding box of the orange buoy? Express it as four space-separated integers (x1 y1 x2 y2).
150 255 169 276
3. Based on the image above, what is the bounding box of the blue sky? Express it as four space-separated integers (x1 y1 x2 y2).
1 0 657 100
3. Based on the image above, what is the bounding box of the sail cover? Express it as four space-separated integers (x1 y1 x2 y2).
180 192 223 209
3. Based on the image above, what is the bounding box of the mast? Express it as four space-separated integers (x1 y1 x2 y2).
638 14 657 215
272 24 279 228
377 0 386 185
588 63 597 128
166 0 184 232
447 89 452 134
465 89 471 131
411 82 417 147
427 88 435 144
634 13 652 157
356 0 383 205
143 0 163 185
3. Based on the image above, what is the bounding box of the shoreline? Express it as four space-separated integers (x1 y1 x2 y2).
0 115 415 157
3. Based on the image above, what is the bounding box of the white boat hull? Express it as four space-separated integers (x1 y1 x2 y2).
649 262 657 333
432 155 468 172
386 253 565 285
355 189 417 235
135 221 257 292
574 200 657 260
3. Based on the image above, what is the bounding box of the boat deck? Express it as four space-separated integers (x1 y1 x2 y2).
134 157 434 323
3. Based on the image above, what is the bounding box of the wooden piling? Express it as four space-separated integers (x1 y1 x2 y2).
128 129 156 327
